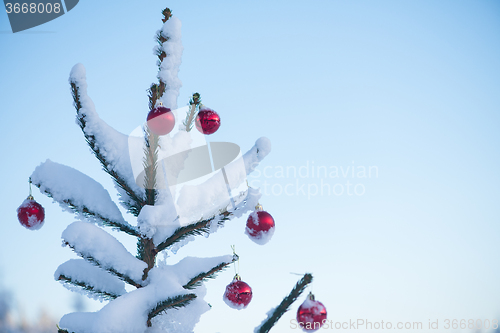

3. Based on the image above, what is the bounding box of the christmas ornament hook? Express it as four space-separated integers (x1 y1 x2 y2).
27 177 34 200
231 245 240 276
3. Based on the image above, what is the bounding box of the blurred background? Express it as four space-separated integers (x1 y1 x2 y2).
1 1 499 332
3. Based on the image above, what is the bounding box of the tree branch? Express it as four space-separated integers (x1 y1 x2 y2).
64 242 143 289
156 211 231 252
32 182 139 236
255 273 313 333
57 274 121 300
70 82 146 217
183 255 237 290
183 93 200 131
147 293 196 327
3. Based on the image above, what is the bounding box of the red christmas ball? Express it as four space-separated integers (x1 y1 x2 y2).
245 209 275 245
17 197 45 230
223 276 252 309
147 106 175 135
195 108 220 135
296 293 327 332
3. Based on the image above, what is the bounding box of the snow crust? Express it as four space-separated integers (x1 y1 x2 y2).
243 137 272 174
222 295 247 310
62 222 147 283
55 259 126 301
158 16 183 110
147 284 209 333
31 159 130 227
69 64 146 212
58 256 232 333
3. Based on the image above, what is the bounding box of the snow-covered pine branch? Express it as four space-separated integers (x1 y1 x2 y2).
69 64 146 217
55 259 126 301
254 273 313 333
31 159 139 236
62 221 147 287
147 293 196 327
157 15 183 110
57 255 234 333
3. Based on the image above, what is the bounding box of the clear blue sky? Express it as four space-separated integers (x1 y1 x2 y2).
1 1 499 332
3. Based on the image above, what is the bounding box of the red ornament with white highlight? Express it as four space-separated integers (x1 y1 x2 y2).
195 107 220 135
296 292 327 332
223 274 252 310
17 179 45 230
245 204 275 245
147 104 175 135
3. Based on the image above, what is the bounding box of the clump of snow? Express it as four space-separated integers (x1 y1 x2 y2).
245 226 275 246
147 284 209 333
222 295 247 310
137 187 180 245
62 222 147 283
69 64 145 211
55 259 126 301
165 255 234 284
158 16 183 110
58 256 232 333
243 137 271 175
300 297 318 310
31 159 131 229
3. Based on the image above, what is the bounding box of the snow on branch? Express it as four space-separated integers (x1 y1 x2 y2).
182 255 237 289
55 259 126 301
157 15 183 110
57 259 220 333
243 137 272 175
156 211 230 252
31 159 139 236
69 64 146 216
254 273 313 333
62 222 147 287
147 293 196 327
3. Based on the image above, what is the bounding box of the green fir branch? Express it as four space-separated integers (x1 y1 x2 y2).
147 293 197 327
137 126 160 280
57 274 121 300
63 242 142 288
183 93 201 132
148 83 166 111
255 273 313 333
156 211 231 252
70 82 146 217
31 182 139 236
183 255 237 290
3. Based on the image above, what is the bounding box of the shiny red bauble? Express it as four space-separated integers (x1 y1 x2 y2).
245 209 275 245
195 108 220 135
147 106 175 135
223 276 252 310
17 197 45 230
296 293 327 332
